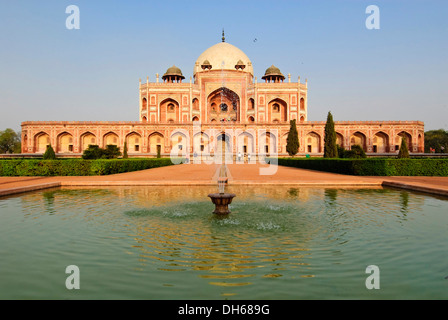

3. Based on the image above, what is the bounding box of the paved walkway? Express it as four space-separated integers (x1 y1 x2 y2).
1 163 447 197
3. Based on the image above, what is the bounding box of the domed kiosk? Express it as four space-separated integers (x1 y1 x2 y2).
262 65 285 83
162 65 185 83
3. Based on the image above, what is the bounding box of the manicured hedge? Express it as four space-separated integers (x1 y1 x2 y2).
268 157 448 176
0 158 181 176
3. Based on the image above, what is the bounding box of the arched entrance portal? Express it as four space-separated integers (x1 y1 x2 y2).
373 132 389 153
208 87 240 123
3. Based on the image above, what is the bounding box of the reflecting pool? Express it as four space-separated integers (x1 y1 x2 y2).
0 186 447 299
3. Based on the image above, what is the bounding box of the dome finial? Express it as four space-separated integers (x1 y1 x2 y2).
222 28 225 42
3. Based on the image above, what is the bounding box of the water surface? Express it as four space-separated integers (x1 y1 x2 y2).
0 186 447 299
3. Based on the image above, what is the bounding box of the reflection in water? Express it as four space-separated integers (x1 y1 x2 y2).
42 191 55 215
400 191 409 213
324 189 338 206
125 199 313 288
7 185 444 299
288 188 299 198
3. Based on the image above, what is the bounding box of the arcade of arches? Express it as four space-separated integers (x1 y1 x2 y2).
23 125 424 156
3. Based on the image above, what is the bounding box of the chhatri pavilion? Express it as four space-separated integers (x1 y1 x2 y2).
21 33 424 157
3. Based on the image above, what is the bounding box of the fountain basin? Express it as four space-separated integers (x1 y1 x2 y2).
208 192 236 214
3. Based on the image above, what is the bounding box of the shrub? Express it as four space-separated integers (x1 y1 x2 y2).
82 145 103 159
43 145 56 160
336 145 345 158
267 157 448 176
102 145 121 159
0 158 179 176
82 145 121 159
342 145 366 159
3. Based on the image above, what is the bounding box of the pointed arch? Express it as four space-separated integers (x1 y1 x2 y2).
34 131 50 153
305 131 321 153
259 131 277 154
80 132 97 151
148 132 165 155
281 132 290 154
248 98 255 110
373 131 389 153
56 132 74 153
300 97 305 111
335 132 344 149
126 132 142 153
215 131 233 160
207 87 240 122
160 98 180 123
350 131 367 151
103 132 119 148
268 98 287 122
192 98 199 110
418 132 424 152
237 131 255 154
193 131 210 154
171 130 189 156
396 131 412 152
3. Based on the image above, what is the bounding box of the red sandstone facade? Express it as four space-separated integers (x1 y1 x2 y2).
21 39 424 157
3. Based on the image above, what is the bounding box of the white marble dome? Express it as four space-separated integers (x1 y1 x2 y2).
194 42 253 76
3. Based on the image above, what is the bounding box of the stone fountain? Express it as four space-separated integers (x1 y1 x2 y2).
208 164 236 215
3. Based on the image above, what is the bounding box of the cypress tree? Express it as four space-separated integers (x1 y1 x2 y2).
397 136 410 158
286 119 299 156
123 141 128 159
324 111 338 158
43 144 56 160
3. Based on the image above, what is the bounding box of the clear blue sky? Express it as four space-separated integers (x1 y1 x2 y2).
0 0 447 132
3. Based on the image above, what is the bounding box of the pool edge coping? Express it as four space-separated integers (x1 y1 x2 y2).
1 179 447 198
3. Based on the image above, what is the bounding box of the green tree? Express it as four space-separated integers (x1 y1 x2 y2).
123 141 129 159
82 145 103 159
0 128 21 154
286 119 299 156
43 144 56 160
324 111 338 158
82 145 121 159
344 145 366 158
102 145 121 159
336 144 345 158
424 129 448 153
397 136 410 158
